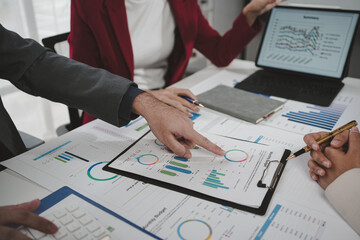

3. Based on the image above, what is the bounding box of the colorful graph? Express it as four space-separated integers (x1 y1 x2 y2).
282 102 347 130
275 25 320 56
203 170 229 190
33 141 71 161
136 154 159 165
224 149 249 163
160 156 192 176
177 219 212 240
87 162 118 181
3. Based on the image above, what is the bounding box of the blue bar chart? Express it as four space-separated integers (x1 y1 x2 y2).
281 102 346 130
203 170 229 190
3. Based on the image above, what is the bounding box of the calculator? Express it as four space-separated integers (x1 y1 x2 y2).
17 186 160 240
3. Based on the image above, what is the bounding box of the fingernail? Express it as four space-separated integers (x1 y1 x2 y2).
219 149 226 156
317 169 323 176
312 175 317 181
195 107 200 112
184 153 191 159
188 113 193 117
350 127 359 133
312 144 318 150
331 139 341 146
323 161 330 168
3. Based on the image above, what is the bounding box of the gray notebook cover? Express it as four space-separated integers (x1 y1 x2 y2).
197 85 284 124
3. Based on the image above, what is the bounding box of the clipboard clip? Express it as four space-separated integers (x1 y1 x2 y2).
257 161 284 190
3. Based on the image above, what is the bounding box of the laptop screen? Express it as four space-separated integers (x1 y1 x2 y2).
256 7 359 79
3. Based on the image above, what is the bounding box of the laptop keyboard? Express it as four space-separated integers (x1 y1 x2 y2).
235 70 344 106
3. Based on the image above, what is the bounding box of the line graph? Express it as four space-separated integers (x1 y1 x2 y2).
275 26 321 56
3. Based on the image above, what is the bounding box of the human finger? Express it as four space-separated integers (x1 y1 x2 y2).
324 146 345 163
308 158 325 177
172 88 198 101
309 149 331 168
174 96 199 113
347 127 360 156
303 132 329 151
186 131 225 156
165 99 193 117
0 226 31 240
309 170 318 181
178 138 197 150
0 209 58 234
330 130 349 148
162 134 193 159
5 199 40 212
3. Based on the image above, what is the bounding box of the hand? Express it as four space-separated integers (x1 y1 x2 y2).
146 88 200 117
132 92 225 159
0 199 58 240
314 127 360 189
243 0 284 26
304 130 349 180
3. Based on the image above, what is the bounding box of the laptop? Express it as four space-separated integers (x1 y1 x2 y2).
235 6 360 106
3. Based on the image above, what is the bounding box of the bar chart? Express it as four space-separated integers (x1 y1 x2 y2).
203 170 229 190
160 156 192 176
281 102 346 131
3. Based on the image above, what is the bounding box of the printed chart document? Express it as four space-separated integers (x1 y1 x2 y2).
2 119 358 239
105 132 288 209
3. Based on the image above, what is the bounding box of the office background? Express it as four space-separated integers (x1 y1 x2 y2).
0 0 359 143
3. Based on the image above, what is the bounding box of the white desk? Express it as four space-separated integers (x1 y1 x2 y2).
1 60 359 239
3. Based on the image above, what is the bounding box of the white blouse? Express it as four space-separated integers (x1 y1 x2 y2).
125 0 176 89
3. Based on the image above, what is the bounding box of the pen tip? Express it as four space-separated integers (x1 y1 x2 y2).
286 155 295 161
199 103 205 108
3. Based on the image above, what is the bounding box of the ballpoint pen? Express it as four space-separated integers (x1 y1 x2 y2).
181 96 205 108
287 120 358 160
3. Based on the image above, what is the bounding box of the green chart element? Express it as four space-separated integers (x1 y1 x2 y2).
136 123 148 132
87 161 118 181
160 170 177 176
169 161 188 168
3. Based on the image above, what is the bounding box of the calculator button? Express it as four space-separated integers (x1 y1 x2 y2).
54 210 67 219
66 221 81 233
79 214 93 225
28 228 46 239
53 228 68 239
66 204 79 213
72 209 86 219
86 222 101 232
60 214 73 225
74 228 88 239
93 227 105 238
18 227 33 238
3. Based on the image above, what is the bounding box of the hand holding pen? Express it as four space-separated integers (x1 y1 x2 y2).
145 88 201 117
289 120 358 180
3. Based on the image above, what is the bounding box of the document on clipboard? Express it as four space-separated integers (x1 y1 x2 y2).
104 132 290 215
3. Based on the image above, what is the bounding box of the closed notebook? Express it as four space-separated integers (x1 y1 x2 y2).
197 85 284 124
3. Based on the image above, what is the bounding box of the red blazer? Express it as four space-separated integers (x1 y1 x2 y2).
69 0 261 123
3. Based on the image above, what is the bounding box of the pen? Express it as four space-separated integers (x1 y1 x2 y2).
287 120 358 160
181 96 205 108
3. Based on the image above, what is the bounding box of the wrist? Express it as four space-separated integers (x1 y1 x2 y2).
132 92 166 119
242 8 258 26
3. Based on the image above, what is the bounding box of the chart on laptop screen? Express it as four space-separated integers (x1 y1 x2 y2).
257 7 359 78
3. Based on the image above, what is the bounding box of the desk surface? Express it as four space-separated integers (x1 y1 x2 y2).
1 60 359 239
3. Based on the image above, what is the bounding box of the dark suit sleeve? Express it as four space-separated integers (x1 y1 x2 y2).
0 24 142 127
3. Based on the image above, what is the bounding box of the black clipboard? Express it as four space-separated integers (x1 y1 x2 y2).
103 130 290 216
